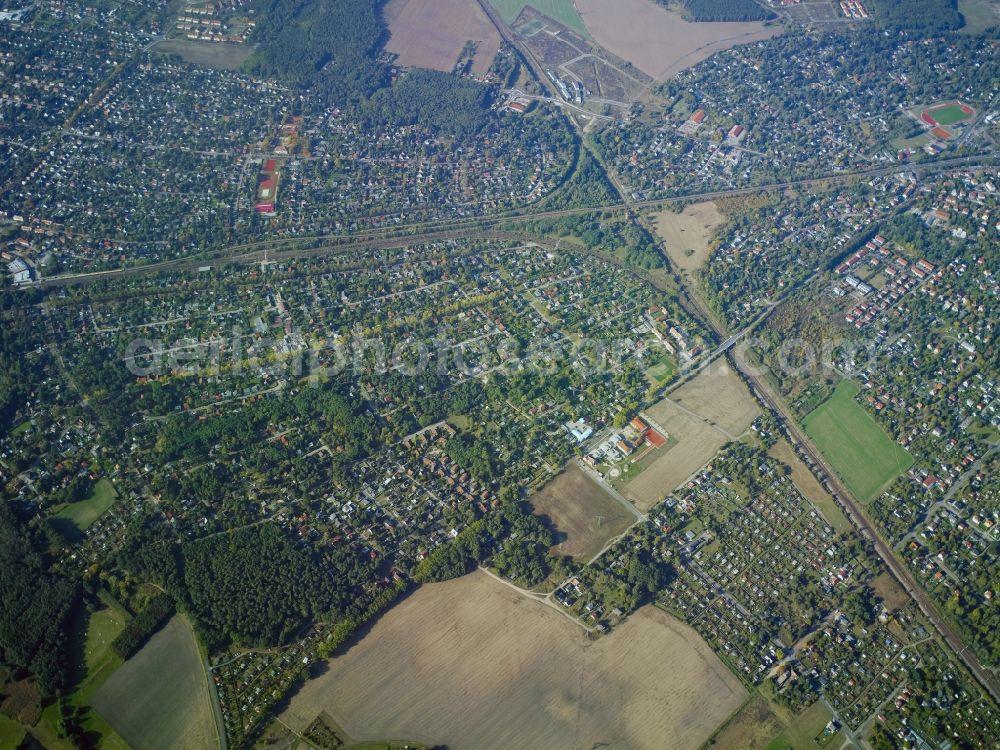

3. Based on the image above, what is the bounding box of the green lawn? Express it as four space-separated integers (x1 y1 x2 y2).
488 0 590 36
764 699 839 750
928 103 972 126
803 381 913 502
0 714 26 749
92 615 217 750
55 478 118 532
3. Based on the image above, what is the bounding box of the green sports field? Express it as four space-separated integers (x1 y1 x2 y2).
488 0 590 36
803 381 913 502
927 102 973 126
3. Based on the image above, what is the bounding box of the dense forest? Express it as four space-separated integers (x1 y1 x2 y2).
109 593 175 659
413 501 558 586
0 504 78 694
244 0 387 104
362 69 495 139
673 0 775 22
868 0 963 33
180 524 376 649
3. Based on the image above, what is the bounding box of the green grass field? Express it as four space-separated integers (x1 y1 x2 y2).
804 381 913 502
92 615 217 750
928 102 972 126
763 699 838 750
488 0 590 36
55 478 118 532
0 714 26 749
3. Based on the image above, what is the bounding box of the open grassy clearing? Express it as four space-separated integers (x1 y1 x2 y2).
575 0 780 81
768 438 853 534
528 462 635 560
764 699 837 750
871 571 911 612
0 714 26 749
280 570 745 750
652 200 725 272
488 0 589 36
803 380 913 502
152 39 253 70
55 478 117 532
706 691 785 750
383 0 501 75
92 615 216 750
958 0 1000 34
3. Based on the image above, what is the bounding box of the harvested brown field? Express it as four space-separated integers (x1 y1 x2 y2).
625 365 757 509
625 404 727 509
383 0 501 75
529 462 635 560
280 571 745 750
669 363 760 437
576 0 781 81
653 200 726 272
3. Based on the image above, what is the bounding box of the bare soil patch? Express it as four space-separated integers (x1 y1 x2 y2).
529 462 635 560
280 571 745 750
653 200 725 272
576 0 781 81
625 404 727 509
384 0 501 75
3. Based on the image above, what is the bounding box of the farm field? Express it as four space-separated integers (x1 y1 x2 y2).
384 0 501 75
92 615 217 750
488 0 589 36
668 363 760 436
151 39 253 70
279 571 746 750
55 478 118 533
528 462 635 560
803 380 914 502
652 200 726 272
625 365 757 508
575 0 780 80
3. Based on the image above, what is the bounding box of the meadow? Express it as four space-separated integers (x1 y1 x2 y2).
54 478 118 538
803 380 914 502
92 615 217 750
488 0 590 36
